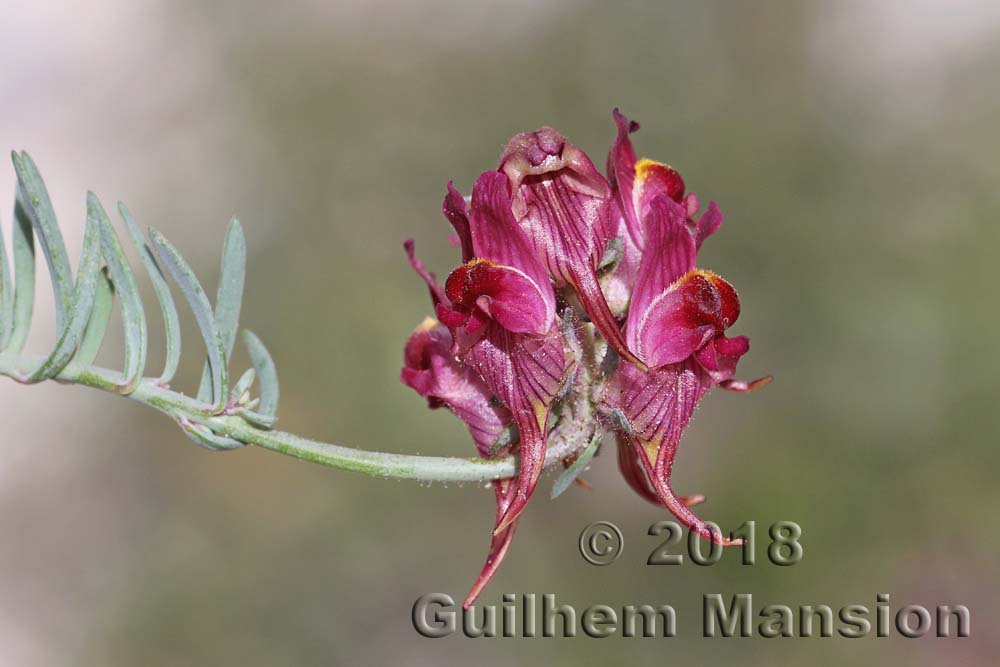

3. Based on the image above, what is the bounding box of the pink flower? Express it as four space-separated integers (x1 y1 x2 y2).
400 318 522 607
435 172 572 535
405 171 572 607
601 110 770 545
402 109 768 605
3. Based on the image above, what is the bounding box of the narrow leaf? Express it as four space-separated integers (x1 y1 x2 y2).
487 423 520 457
242 330 279 418
150 227 228 412
606 407 632 434
119 202 181 384
75 268 114 366
230 367 256 405
174 413 244 451
25 217 102 381
11 152 73 332
234 407 277 429
89 193 147 393
0 215 12 350
7 194 36 353
197 219 245 401
551 433 602 500
598 236 624 270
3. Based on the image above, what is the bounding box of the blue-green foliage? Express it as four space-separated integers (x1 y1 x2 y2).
0 152 279 449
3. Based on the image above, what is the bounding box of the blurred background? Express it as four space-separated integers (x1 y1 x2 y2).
1 0 998 664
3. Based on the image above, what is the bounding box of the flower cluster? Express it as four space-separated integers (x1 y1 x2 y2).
402 109 769 607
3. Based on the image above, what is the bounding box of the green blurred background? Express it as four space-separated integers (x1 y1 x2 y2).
1 0 998 664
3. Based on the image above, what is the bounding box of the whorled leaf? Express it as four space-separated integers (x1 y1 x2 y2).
198 219 245 402
233 406 277 429
174 413 243 451
149 227 229 413
23 216 102 382
119 202 182 385
6 194 36 354
75 267 114 367
0 215 12 351
487 423 520 457
242 329 279 418
11 152 73 332
2 153 284 456
89 193 147 394
551 433 602 499
230 367 256 406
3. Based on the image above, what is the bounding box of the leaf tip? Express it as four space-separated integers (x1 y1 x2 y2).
85 190 102 212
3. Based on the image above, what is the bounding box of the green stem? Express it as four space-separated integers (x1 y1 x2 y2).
0 353 585 482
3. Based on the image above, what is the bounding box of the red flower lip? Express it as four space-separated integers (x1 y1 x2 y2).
631 268 742 370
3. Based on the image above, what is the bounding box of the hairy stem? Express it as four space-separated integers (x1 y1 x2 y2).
0 353 587 482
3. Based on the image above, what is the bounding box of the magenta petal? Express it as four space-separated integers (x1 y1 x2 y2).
639 312 715 368
443 182 475 263
693 201 724 250
502 127 611 202
695 334 750 382
500 126 615 266
682 193 700 219
404 239 449 307
634 160 686 214
618 436 704 507
600 210 643 317
500 129 613 275
608 108 644 248
631 266 743 369
693 340 721 371
602 361 742 547
463 479 519 608
631 280 717 368
475 276 547 334
435 301 469 330
575 267 645 369
627 195 697 356
642 435 743 546
464 324 570 535
401 321 511 456
608 109 687 252
465 171 557 328
468 171 553 285
403 321 528 606
615 432 661 506
500 127 643 368
602 360 709 449
444 260 553 335
715 334 750 357
435 300 491 353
